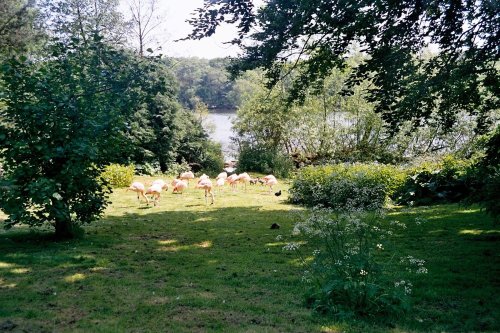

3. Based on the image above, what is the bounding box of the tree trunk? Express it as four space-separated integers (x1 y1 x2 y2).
55 216 74 239
52 198 76 239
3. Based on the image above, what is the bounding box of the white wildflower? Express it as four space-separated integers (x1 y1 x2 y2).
283 242 300 251
416 267 428 274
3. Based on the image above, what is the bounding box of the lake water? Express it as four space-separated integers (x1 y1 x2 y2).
205 110 237 160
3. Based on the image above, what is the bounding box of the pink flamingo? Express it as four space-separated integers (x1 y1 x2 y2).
237 172 252 191
196 178 214 205
198 174 210 182
126 182 149 204
216 172 227 180
179 171 195 183
151 179 169 191
146 183 163 206
172 179 188 194
226 174 239 191
215 177 225 193
263 175 278 194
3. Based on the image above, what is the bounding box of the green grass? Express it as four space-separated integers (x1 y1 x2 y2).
0 177 499 332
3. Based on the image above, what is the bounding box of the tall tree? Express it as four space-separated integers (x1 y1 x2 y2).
0 36 167 238
128 62 182 172
127 0 164 56
0 0 42 56
185 0 499 134
40 0 129 46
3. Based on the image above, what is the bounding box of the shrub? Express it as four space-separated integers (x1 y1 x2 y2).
167 160 191 177
101 164 135 188
481 167 500 222
135 162 161 176
284 208 427 318
472 127 500 222
289 163 406 211
199 141 225 175
238 146 295 178
393 156 474 206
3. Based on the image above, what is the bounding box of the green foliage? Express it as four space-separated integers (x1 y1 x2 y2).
134 162 161 177
101 164 134 188
288 208 426 318
173 109 224 173
39 0 128 46
480 167 500 222
233 62 483 165
466 127 500 221
199 140 224 175
393 156 475 206
0 0 42 56
237 146 294 178
166 160 191 177
289 163 406 210
125 64 181 172
166 57 243 110
186 0 499 134
0 35 167 238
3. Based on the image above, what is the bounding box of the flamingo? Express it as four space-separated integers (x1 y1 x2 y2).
226 174 239 191
146 183 162 206
179 171 195 183
198 174 210 182
216 172 227 180
151 179 169 191
126 182 149 204
215 177 225 193
172 179 188 194
237 172 252 191
196 178 214 205
263 175 278 194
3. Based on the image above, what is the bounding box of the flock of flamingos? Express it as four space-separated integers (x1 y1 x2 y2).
126 171 279 206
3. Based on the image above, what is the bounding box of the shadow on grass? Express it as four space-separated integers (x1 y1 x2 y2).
0 205 293 274
1 204 499 332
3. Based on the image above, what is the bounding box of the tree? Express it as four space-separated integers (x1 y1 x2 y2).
185 0 499 134
127 0 164 56
40 0 129 46
234 61 483 164
124 61 182 172
0 36 167 238
0 0 41 55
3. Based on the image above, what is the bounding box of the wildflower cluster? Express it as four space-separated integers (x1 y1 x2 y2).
400 256 428 274
287 207 427 318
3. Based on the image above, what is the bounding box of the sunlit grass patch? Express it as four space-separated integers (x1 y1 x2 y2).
10 268 30 274
459 229 499 235
64 273 86 283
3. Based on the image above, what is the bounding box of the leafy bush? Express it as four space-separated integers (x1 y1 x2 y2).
167 160 191 177
238 146 294 178
473 127 500 222
135 162 161 176
199 141 225 175
393 156 474 206
284 208 427 318
102 164 135 188
289 163 406 210
481 167 500 222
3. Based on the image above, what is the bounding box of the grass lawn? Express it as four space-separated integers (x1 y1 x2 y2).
0 176 499 332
